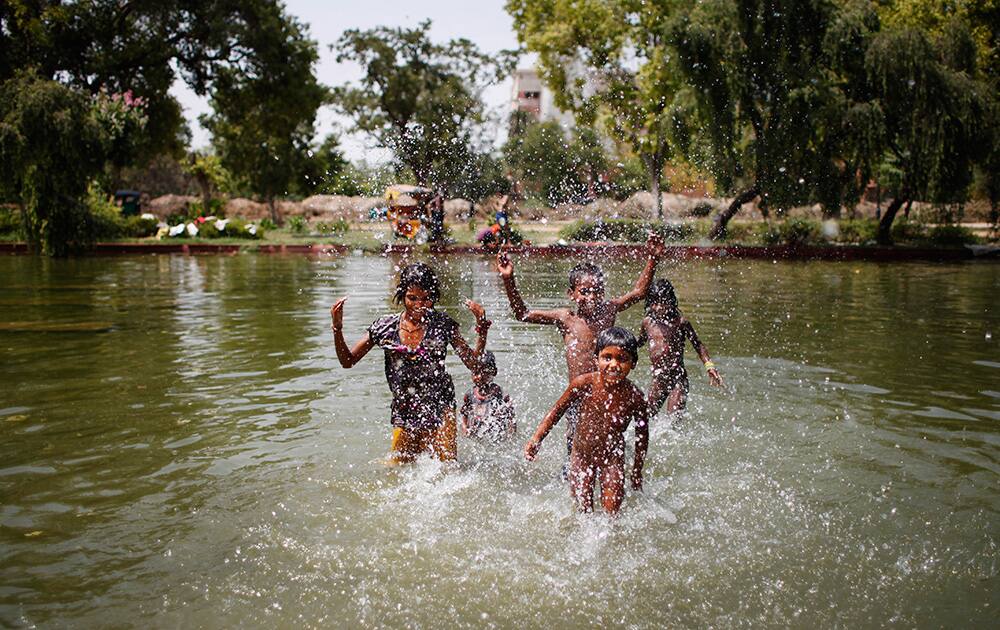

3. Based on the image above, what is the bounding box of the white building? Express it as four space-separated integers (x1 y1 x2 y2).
510 68 574 126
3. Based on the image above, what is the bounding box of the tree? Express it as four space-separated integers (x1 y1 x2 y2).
504 121 609 205
201 3 328 223
332 21 516 194
301 135 351 195
507 0 684 219
673 0 866 238
866 20 992 243
0 73 106 256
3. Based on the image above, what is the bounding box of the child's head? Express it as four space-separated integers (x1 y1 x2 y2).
394 262 440 313
567 262 605 315
595 326 638 383
473 350 498 387
645 278 678 319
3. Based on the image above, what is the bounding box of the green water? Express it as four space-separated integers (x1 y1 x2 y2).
1 253 998 627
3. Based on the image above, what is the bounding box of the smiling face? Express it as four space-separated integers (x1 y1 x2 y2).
597 344 634 386
402 285 434 321
568 274 605 316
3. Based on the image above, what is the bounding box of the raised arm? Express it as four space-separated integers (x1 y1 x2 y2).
330 297 375 368
463 299 490 358
636 318 650 347
524 375 590 460
631 402 650 491
496 250 566 325
685 320 723 387
611 232 665 311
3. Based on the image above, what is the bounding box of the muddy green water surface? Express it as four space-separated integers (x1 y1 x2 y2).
1 253 998 627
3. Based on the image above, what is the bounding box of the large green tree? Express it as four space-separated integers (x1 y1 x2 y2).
332 21 516 194
201 4 328 223
505 121 609 205
507 0 684 219
673 0 869 238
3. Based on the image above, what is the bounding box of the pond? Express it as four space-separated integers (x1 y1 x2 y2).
1 253 998 627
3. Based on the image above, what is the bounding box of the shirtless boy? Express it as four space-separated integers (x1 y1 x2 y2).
524 327 649 515
638 279 723 417
496 232 664 459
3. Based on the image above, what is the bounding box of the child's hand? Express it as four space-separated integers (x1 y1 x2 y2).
464 299 486 323
330 297 347 329
646 231 666 259
524 438 540 461
496 250 514 278
708 367 723 387
630 470 643 491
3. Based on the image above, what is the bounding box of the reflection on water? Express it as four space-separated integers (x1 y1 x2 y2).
0 254 997 627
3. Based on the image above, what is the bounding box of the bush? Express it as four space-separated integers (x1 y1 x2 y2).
288 215 307 234
779 218 822 246
717 221 756 242
925 224 978 246
560 218 694 242
259 217 277 230
756 222 783 246
890 219 927 242
836 219 878 244
687 201 715 217
315 218 349 236
0 206 24 238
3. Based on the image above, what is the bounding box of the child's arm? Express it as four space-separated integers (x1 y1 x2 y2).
464 299 490 357
631 402 650 491
525 375 589 460
330 297 375 368
636 318 650 347
610 232 665 311
460 393 473 436
496 250 566 325
685 320 723 387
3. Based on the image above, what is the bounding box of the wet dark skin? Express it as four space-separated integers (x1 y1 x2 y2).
329 287 488 371
496 232 665 381
638 301 723 415
525 345 649 515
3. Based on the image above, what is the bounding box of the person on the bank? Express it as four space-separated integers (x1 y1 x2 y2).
330 262 489 463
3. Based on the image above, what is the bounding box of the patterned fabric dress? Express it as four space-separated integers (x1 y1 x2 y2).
367 311 458 430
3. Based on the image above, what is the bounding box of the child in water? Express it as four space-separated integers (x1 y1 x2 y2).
496 232 664 463
638 279 723 417
460 350 516 442
524 327 649 516
330 262 489 463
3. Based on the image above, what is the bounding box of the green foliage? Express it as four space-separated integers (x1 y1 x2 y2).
0 206 24 238
0 72 106 255
202 3 328 222
925 224 978 246
836 219 879 244
504 122 608 205
287 216 308 235
303 135 350 195
688 202 714 218
86 186 158 239
755 219 823 247
890 219 928 242
315 219 349 236
333 21 515 194
507 0 683 217
560 219 694 243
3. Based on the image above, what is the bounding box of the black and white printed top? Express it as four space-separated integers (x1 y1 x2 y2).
368 310 458 430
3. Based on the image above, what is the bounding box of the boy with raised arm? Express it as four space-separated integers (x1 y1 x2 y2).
496 232 664 465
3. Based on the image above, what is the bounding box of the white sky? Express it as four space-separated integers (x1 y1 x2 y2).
169 0 525 162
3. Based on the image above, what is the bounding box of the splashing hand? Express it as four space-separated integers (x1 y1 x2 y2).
464 299 486 323
524 438 540 461
646 231 666 259
330 297 347 329
496 250 514 278
708 368 723 387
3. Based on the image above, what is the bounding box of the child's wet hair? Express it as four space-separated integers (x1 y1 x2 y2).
476 350 498 378
595 326 639 365
568 262 604 290
393 262 440 304
646 278 678 312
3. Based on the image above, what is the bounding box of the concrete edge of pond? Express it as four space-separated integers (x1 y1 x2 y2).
0 241 996 262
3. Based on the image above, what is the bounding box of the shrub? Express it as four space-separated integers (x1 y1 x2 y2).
890 219 927 242
779 218 822 246
259 217 277 230
716 221 756 242
925 224 978 246
756 222 783 246
0 206 23 237
560 218 694 242
687 201 715 217
316 218 349 236
288 215 307 234
836 219 878 244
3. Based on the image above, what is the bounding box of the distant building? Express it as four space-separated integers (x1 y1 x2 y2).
510 68 573 126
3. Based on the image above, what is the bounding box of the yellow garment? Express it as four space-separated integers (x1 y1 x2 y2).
390 410 457 463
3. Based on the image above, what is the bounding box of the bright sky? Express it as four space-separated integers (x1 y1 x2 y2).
169 0 524 162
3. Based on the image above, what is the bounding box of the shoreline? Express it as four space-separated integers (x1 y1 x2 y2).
1 240 994 262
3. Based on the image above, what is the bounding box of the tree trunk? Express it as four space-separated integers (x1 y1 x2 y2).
709 186 759 240
876 197 907 245
268 197 280 225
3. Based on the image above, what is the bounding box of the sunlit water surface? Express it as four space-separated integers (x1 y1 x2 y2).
1 253 998 627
